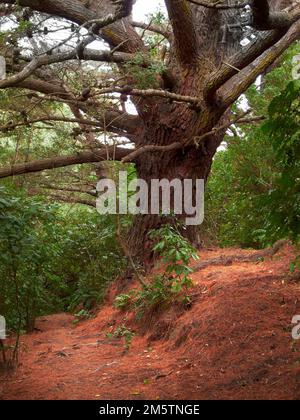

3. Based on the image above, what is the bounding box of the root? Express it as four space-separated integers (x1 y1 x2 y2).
194 239 289 272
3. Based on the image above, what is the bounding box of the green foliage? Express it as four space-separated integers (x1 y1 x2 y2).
0 185 124 335
106 325 135 352
259 80 300 243
124 52 166 89
0 185 61 333
114 292 135 311
52 210 126 312
72 309 93 325
204 46 300 249
290 255 300 274
149 224 199 292
114 224 199 318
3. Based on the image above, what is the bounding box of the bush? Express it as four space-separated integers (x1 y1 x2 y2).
114 224 199 318
106 325 135 352
0 185 125 337
204 47 300 249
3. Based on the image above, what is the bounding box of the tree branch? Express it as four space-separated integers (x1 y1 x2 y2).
41 184 97 197
164 0 198 65
94 86 203 107
220 18 300 109
46 193 96 208
0 147 129 179
0 0 142 54
122 112 251 163
204 16 300 103
0 115 138 136
0 43 139 90
0 0 133 26
131 20 171 39
10 78 141 135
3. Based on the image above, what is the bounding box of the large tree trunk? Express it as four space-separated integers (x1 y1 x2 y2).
127 85 229 262
125 3 245 262
127 140 223 263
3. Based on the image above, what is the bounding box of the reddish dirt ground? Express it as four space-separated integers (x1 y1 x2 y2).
1 245 300 400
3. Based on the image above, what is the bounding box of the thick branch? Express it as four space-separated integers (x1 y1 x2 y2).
0 147 129 179
122 112 250 163
0 0 142 54
12 78 141 135
164 0 198 65
204 21 299 103
187 0 300 29
0 115 137 135
1 0 94 23
0 0 133 26
46 193 96 208
95 86 203 107
0 46 138 90
220 18 300 108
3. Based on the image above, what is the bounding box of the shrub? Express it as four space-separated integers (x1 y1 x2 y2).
114 224 199 318
106 325 135 352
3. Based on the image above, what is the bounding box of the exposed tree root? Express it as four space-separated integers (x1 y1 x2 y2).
194 240 290 272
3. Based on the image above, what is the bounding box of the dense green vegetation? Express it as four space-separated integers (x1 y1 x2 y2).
0 184 125 335
115 223 199 319
204 45 300 249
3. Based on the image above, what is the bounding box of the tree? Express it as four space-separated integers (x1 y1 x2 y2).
0 0 299 262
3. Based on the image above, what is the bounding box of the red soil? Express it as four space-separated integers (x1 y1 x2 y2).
1 245 300 400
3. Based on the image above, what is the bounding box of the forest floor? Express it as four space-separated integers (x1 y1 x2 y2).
1 244 300 400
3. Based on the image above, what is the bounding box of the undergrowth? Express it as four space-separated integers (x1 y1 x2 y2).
114 224 199 319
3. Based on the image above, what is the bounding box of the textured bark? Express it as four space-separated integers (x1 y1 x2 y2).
125 2 244 260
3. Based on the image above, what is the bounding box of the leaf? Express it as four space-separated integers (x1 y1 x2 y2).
290 262 296 273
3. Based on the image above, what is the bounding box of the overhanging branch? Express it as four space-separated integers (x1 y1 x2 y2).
0 147 129 179
122 111 252 163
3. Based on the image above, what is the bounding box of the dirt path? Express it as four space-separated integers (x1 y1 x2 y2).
1 245 300 400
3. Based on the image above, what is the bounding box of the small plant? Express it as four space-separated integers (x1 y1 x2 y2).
73 309 92 324
290 255 300 274
114 224 199 318
107 325 135 352
114 291 137 311
149 224 199 293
